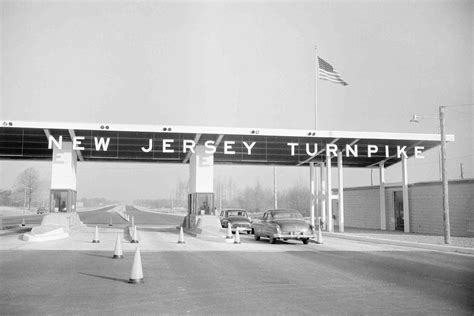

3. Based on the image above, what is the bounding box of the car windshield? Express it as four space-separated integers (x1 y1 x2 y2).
227 211 246 217
272 211 303 219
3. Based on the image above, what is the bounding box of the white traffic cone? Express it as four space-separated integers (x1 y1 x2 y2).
316 225 323 244
21 218 26 227
178 226 186 244
109 217 113 226
226 224 233 239
113 234 123 259
92 226 100 243
131 225 139 243
128 247 144 284
234 228 241 244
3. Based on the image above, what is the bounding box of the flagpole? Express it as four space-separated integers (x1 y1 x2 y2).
315 46 319 130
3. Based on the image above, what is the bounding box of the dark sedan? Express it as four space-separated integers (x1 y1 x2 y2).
252 209 315 244
219 209 252 234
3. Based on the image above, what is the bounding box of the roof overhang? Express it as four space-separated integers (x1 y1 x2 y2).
0 120 454 168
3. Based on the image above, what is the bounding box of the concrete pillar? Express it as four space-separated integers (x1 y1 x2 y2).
401 155 410 233
315 164 320 220
379 163 387 230
50 142 77 213
189 145 214 194
51 142 77 191
326 154 333 232
310 162 316 227
320 162 326 230
337 151 344 233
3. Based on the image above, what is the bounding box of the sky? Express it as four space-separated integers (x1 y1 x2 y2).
0 0 472 201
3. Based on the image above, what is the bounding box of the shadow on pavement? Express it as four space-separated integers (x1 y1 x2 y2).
78 272 128 284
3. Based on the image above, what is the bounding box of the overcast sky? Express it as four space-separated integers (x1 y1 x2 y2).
0 0 472 201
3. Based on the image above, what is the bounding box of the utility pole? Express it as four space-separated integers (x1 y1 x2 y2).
460 163 464 179
439 106 451 244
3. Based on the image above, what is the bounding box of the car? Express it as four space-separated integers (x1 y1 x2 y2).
219 209 252 234
36 207 48 214
251 209 315 244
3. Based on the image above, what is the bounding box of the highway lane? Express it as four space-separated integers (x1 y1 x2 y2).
1 241 473 314
1 213 44 227
124 205 184 226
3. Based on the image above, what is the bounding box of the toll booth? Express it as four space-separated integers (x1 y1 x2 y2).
49 189 76 213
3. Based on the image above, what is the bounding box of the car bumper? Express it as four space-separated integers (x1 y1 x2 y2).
272 233 315 239
232 226 252 233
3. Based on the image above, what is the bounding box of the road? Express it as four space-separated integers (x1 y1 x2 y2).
1 246 473 315
1 206 473 315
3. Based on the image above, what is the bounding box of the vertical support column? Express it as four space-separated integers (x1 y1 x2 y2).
326 154 333 232
401 155 410 233
320 162 326 230
309 162 316 228
379 163 387 230
273 166 278 209
315 164 320 219
50 142 77 213
337 152 344 233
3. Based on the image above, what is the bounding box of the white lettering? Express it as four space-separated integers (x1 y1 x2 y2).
414 146 425 159
367 145 378 157
305 143 318 156
162 139 174 153
224 141 235 154
385 145 390 158
183 140 196 154
243 141 256 155
94 137 110 151
48 135 63 149
326 144 338 157
345 144 358 157
204 140 216 154
397 146 408 158
141 139 152 153
73 136 85 150
287 143 298 156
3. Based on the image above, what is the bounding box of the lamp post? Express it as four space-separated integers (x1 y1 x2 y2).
410 107 450 244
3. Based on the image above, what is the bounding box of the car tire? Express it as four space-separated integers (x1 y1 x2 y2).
269 236 276 244
254 234 260 241
302 238 309 244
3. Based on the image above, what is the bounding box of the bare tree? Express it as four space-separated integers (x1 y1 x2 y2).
15 168 40 210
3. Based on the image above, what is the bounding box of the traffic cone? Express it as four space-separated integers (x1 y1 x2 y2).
92 226 100 243
109 217 113 226
128 247 144 284
178 226 186 244
113 234 123 259
131 225 139 243
21 218 26 227
226 224 232 239
234 228 241 244
316 225 323 244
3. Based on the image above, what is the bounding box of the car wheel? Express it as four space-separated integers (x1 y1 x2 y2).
269 236 276 244
254 234 260 241
302 238 309 244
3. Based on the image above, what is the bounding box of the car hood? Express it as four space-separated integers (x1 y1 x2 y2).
227 216 251 223
274 219 310 231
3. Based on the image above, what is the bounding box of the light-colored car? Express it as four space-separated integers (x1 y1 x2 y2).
252 209 315 244
219 209 252 234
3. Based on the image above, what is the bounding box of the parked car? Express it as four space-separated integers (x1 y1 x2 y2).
252 209 315 244
219 209 252 234
36 207 48 214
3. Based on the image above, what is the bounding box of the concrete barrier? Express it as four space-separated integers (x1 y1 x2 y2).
22 212 84 242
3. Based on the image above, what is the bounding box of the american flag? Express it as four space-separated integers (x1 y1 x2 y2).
318 57 348 86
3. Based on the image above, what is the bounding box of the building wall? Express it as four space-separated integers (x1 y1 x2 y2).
341 179 474 237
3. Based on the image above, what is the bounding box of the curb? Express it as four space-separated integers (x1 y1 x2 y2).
323 232 474 255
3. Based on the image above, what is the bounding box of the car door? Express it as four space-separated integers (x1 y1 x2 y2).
262 212 276 237
253 212 267 235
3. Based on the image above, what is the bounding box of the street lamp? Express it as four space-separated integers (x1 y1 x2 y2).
410 107 450 244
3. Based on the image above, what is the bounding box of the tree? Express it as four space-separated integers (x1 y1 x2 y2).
15 168 40 210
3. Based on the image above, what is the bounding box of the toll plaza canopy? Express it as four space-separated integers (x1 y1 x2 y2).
0 120 454 168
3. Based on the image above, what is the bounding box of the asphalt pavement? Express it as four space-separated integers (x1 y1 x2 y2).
1 206 473 315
